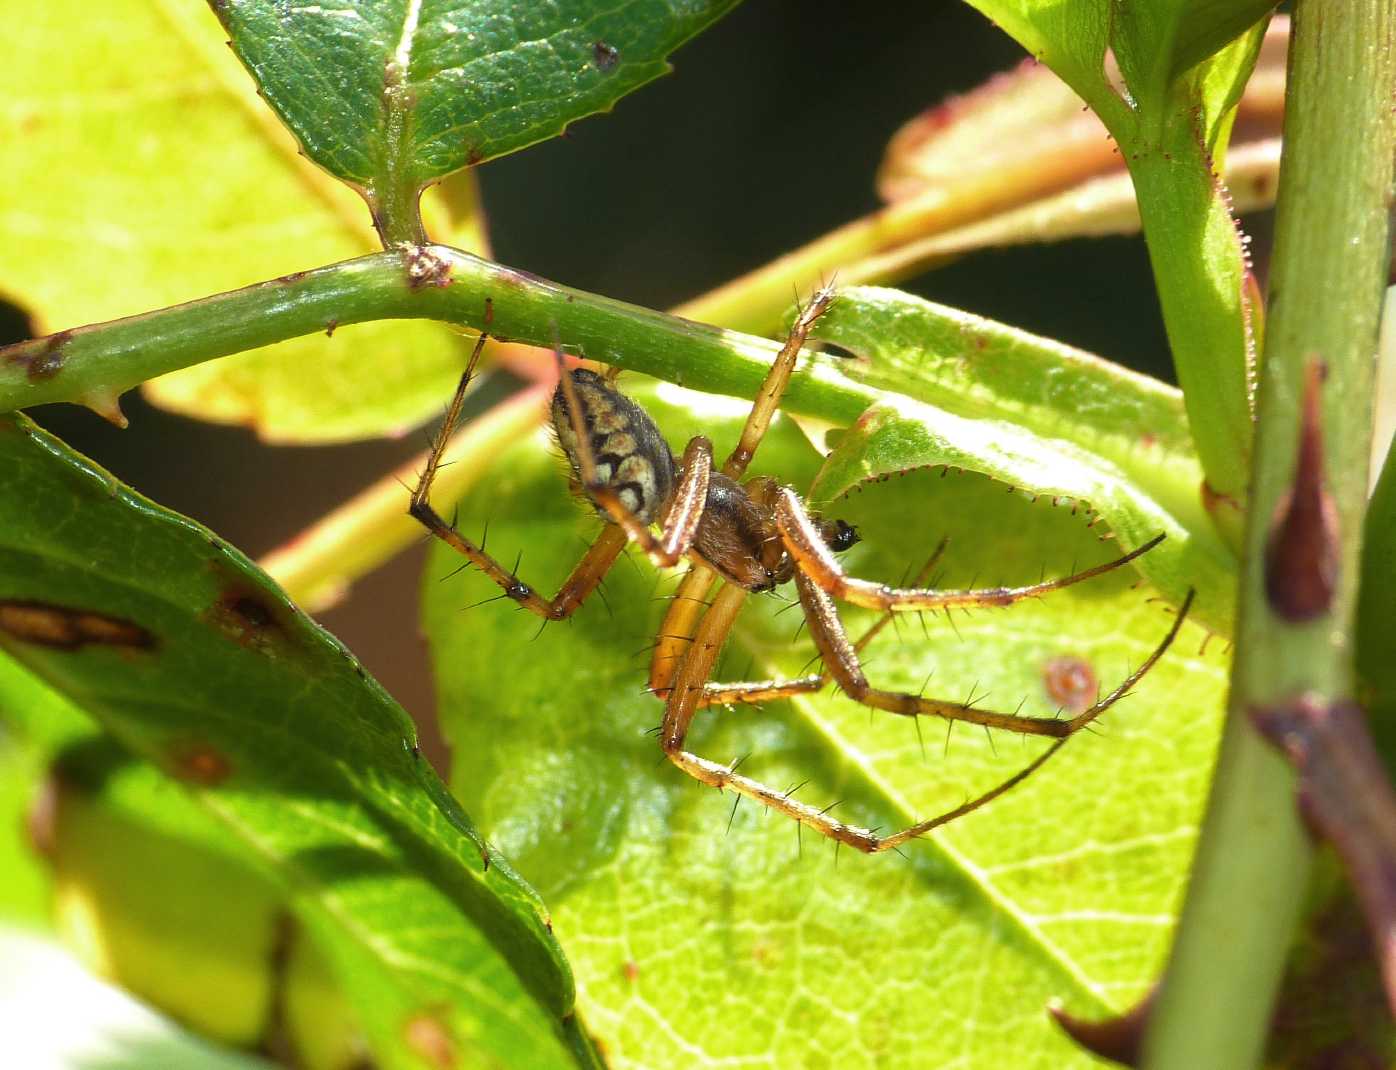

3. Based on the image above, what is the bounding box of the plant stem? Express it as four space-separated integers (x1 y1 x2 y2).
1141 1 1395 1066
0 248 879 429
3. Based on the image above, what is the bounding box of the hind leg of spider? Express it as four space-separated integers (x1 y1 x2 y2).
775 487 1166 614
654 581 1136 853
410 333 630 620
794 568 1193 737
674 538 949 710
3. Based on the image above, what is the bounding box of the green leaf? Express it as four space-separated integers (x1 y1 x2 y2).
423 379 1229 1068
0 0 486 441
808 287 1234 633
0 416 593 1070
0 728 51 929
964 0 1271 513
214 0 738 239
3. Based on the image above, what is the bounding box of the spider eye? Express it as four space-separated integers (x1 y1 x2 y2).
828 520 859 553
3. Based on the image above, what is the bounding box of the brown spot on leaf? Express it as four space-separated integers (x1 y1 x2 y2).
621 960 639 982
1042 655 1097 715
205 586 292 655
592 40 619 70
1265 359 1339 622
274 270 308 285
324 318 338 337
166 740 233 786
404 1013 457 1070
0 600 153 651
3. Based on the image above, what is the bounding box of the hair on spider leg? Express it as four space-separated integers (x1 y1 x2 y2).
438 559 473 583
461 592 510 613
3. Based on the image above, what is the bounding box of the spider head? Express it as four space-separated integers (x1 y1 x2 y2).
821 518 860 554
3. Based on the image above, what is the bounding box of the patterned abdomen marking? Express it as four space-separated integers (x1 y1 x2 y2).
552 369 677 524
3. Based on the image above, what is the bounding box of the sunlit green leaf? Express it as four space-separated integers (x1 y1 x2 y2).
424 381 1228 1068
0 416 592 1070
0 728 50 929
963 0 1272 510
807 287 1234 633
0 0 485 441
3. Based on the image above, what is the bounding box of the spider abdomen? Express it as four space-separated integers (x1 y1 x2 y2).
552 369 677 524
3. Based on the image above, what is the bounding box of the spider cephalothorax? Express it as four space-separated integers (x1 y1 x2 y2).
551 368 859 593
411 288 1187 852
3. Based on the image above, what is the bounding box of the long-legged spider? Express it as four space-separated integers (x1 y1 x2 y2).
410 289 1190 853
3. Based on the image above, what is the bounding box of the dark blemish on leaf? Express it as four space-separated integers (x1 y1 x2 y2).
324 319 337 337
166 739 233 786
275 271 308 285
0 600 154 651
1265 359 1338 622
466 145 484 166
205 585 293 655
1050 988 1154 1067
405 246 453 290
483 296 493 327
621 960 639 982
403 1013 457 1070
1042 655 1097 715
592 40 620 70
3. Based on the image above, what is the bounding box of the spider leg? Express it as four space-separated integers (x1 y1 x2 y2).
647 284 837 701
723 283 835 478
409 334 628 620
774 487 1165 613
648 564 719 700
794 569 1193 737
656 579 1123 854
663 579 1187 853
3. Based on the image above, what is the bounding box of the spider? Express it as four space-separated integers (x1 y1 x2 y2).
410 288 1190 854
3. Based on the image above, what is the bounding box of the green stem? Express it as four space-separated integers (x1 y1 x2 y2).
0 248 883 427
1142 1 1395 1066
